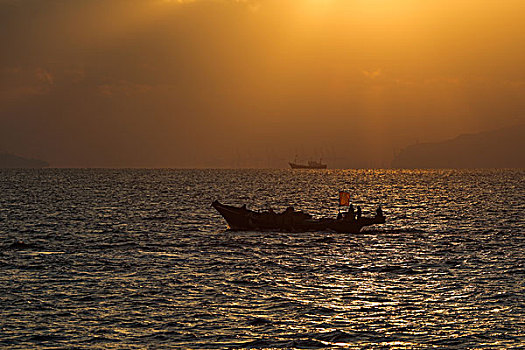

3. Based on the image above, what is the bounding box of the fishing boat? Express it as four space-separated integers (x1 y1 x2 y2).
212 200 385 234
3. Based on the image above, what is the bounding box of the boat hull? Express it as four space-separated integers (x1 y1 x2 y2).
212 201 385 233
289 162 327 169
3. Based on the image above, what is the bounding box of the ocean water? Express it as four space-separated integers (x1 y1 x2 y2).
0 169 523 349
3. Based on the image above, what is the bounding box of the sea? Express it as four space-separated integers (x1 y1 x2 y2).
0 169 523 349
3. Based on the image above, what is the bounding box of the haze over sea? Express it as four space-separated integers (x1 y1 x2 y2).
1 169 523 349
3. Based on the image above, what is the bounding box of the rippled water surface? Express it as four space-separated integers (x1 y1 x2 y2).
1 169 524 349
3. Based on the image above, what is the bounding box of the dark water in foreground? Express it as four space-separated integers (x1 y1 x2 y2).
0 169 523 349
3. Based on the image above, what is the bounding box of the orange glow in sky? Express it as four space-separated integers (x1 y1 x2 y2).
0 0 524 167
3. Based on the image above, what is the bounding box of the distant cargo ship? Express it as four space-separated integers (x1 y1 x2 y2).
289 159 327 169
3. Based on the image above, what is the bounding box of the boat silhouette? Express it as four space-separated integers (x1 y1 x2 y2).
289 159 327 169
212 200 385 233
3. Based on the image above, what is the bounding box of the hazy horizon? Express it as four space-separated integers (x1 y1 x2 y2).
1 0 524 168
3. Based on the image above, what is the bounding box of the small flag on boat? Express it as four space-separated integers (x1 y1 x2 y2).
339 191 350 206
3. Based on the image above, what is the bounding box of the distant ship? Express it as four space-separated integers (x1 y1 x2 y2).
289 159 327 169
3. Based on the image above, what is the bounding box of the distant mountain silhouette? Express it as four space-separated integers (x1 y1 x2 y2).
392 124 525 168
0 153 49 168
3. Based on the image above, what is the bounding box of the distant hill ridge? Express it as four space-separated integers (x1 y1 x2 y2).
0 153 49 168
392 124 525 168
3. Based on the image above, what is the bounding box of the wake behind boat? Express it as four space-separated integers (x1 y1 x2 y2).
212 200 385 234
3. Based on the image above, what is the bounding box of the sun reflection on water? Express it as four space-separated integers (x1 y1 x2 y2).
0 169 523 348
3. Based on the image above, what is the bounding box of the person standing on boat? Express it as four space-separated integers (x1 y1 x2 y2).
376 205 383 218
346 203 355 221
356 206 362 219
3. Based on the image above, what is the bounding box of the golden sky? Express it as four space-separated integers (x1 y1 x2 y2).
1 0 524 167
